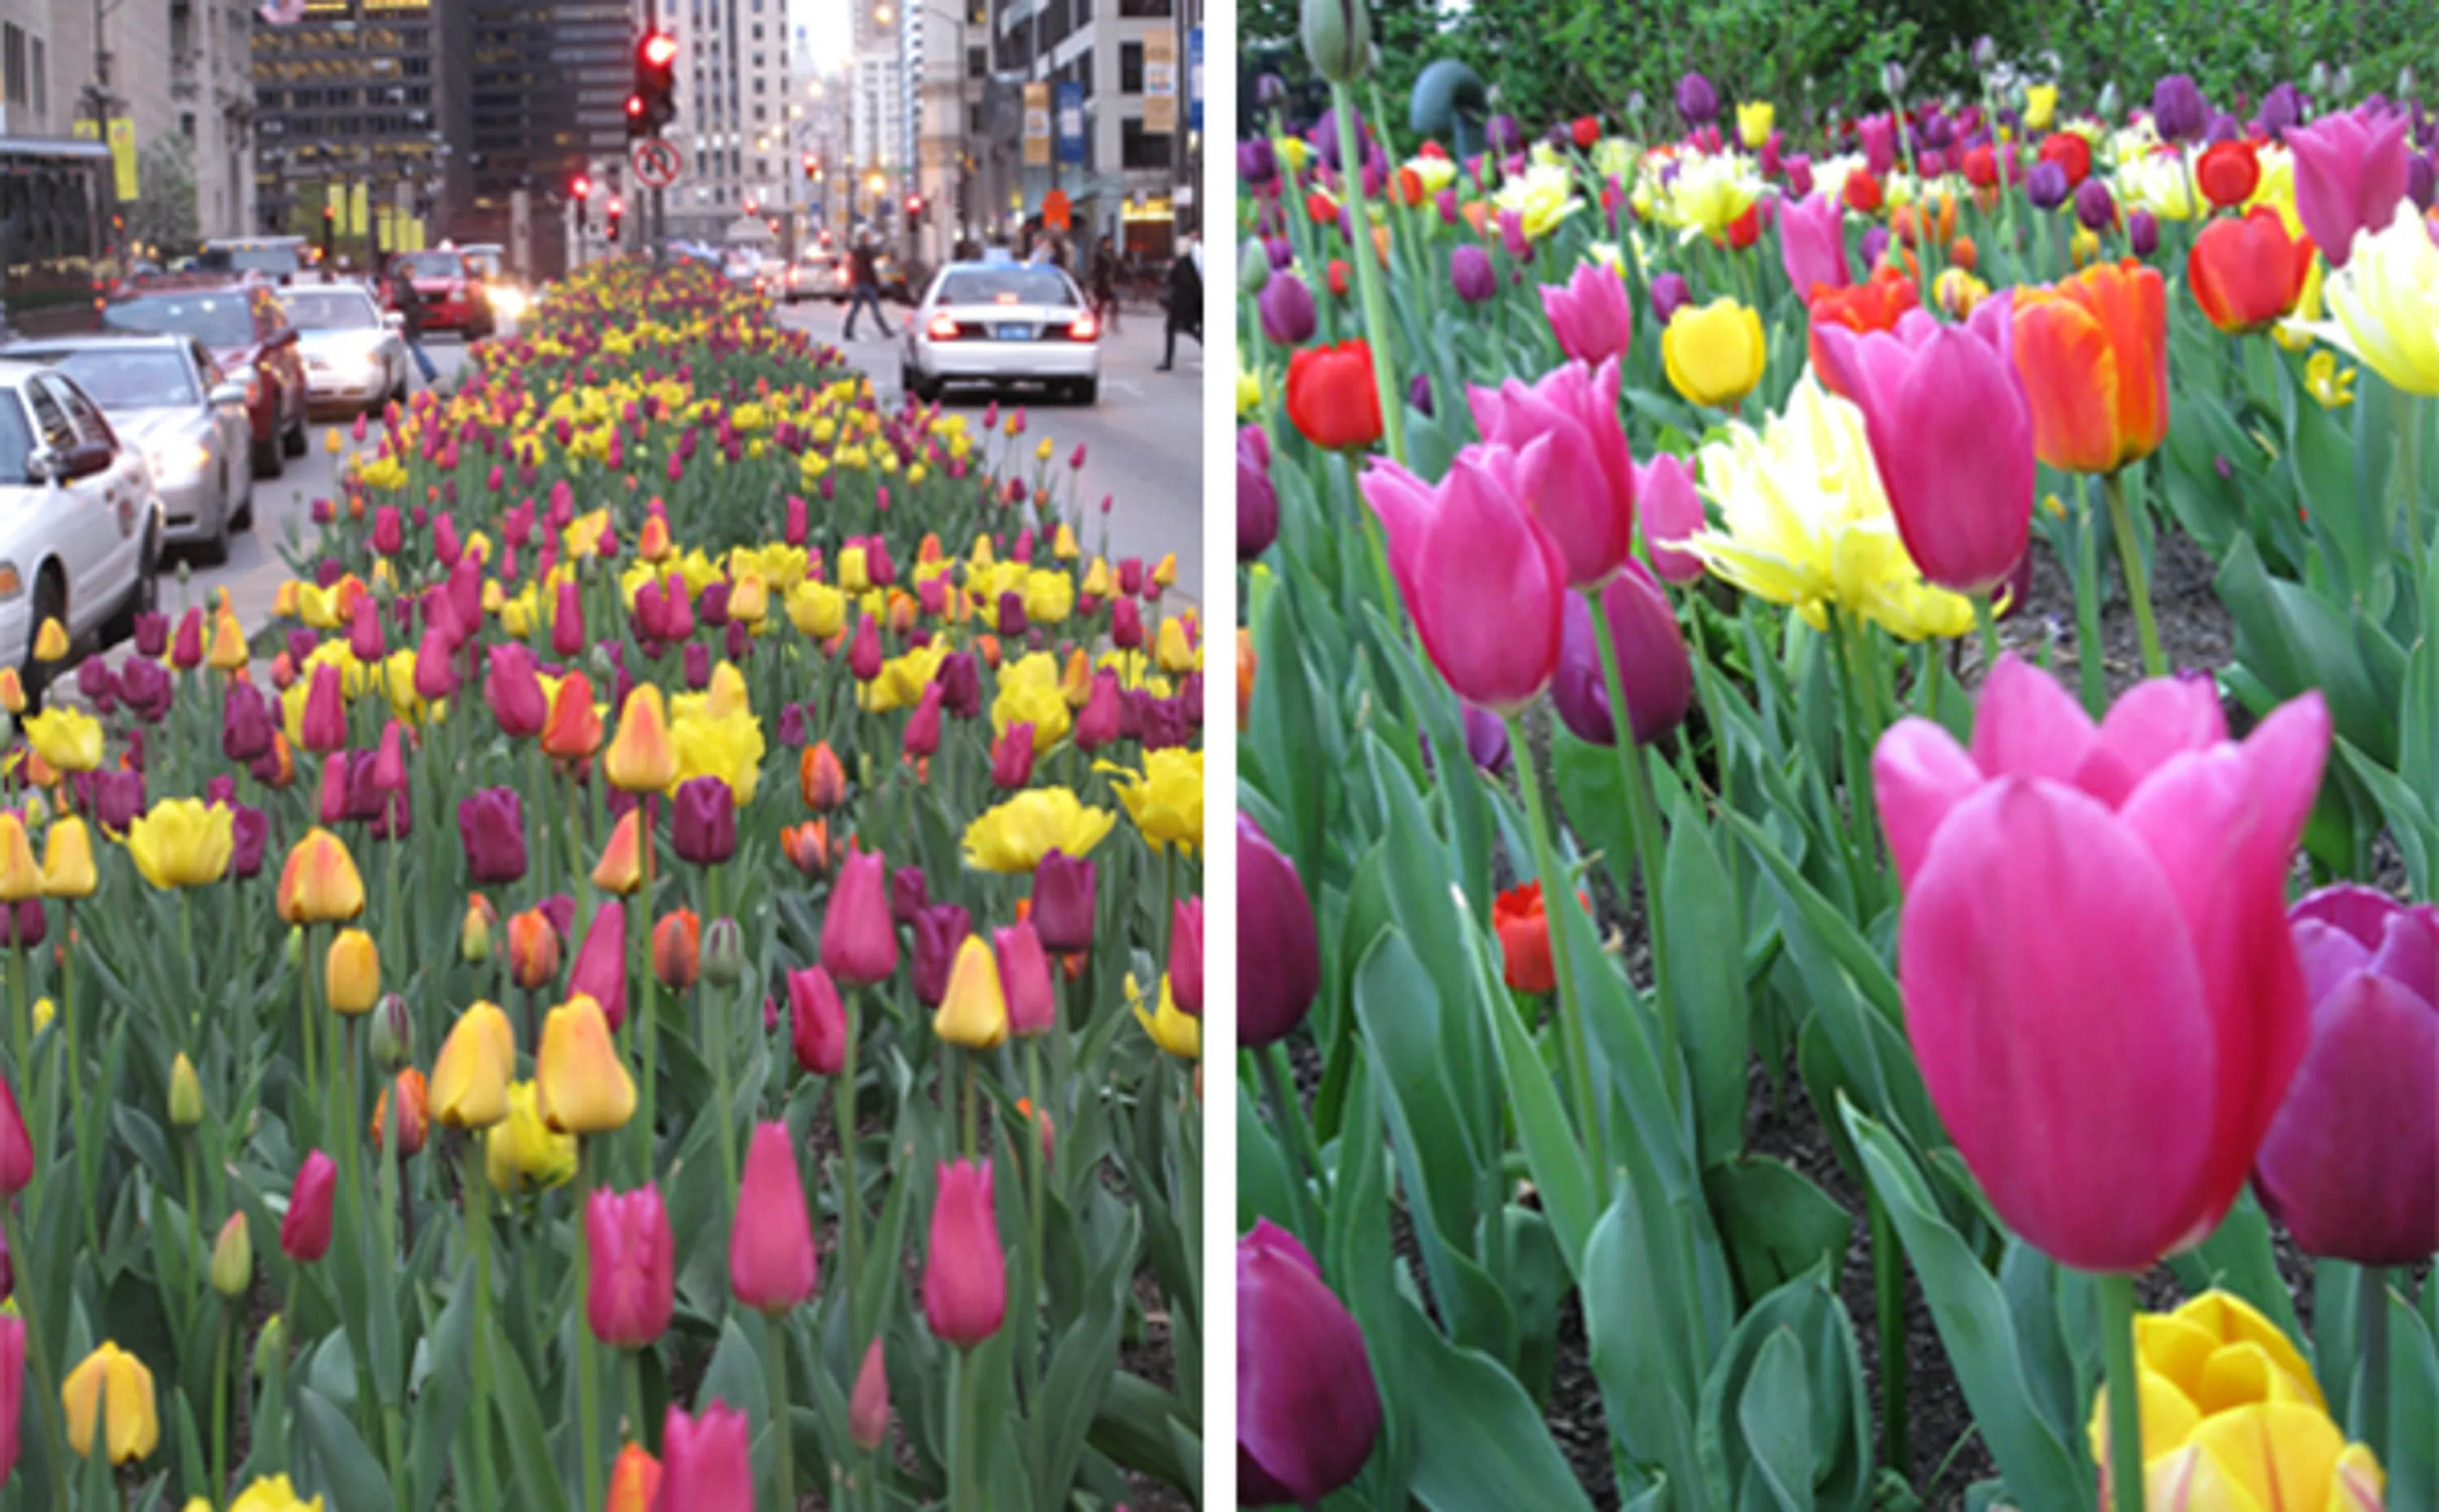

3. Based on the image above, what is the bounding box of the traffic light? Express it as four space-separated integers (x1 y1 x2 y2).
802 152 819 181
904 193 924 224
572 173 592 233
320 202 335 261
606 196 624 241
628 30 678 137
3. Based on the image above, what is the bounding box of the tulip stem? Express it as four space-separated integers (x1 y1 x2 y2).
464 1148 497 1512
2101 471 2166 677
2098 1271 2146 1512
764 1310 795 1507
1024 1036 1047 1362
706 864 739 1205
1590 590 1680 1119
211 1299 233 1503
4 1203 69 1511
624 1349 649 1451
837 989 863 1327
298 923 322 1150
1828 610 1887 912
1503 711 1605 1175
1868 1187 1908 1482
2071 481 2109 715
1972 593 2002 676
2358 1266 2390 1471
961 1050 979 1161
635 820 659 1182
949 1346 980 1512
1329 79 1409 467
1257 1047 1320 1244
574 1143 605 1512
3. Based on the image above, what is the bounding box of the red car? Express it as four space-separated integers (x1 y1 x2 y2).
386 250 490 337
102 277 308 477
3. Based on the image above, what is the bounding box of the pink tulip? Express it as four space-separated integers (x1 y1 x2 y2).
0 1076 30 1197
1239 1219 1381 1505
654 1401 753 1512
1464 358 1637 587
1551 561 1691 748
2288 103 2412 267
413 626 459 702
0 1314 20 1485
1537 262 1633 366
993 922 1056 1036
567 902 628 1031
485 645 548 738
848 1338 890 1451
281 1150 337 1262
1777 189 1851 298
1872 656 2331 1271
586 1185 675 1348
349 594 385 662
302 663 348 753
552 580 585 658
1636 454 1707 583
922 1158 1006 1347
820 849 899 986
1813 299 2032 597
1360 446 1567 712
786 964 846 1075
730 1122 817 1311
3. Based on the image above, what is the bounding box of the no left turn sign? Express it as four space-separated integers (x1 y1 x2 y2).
631 138 682 189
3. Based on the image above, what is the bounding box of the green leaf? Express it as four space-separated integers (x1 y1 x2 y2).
2216 534 2399 764
1737 1329 1817 1512
1663 784 1750 1168
1393 1291 1598 1512
2163 1192 2305 1350
1703 1158 1854 1309
486 1330 572 1512
295 1386 397 1512
1585 1185 1711 1512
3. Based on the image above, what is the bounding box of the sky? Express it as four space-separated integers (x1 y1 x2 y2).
798 0 854 72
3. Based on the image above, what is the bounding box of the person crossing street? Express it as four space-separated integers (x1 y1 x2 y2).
842 234 894 341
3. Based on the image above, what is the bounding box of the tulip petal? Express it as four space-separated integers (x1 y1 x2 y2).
2186 1401 2346 1512
1411 454 1567 710
2254 971 2439 1264
1239 1232 1383 1503
1872 716 1985 889
2075 674 2229 806
1899 776 2219 1270
1970 654 2098 784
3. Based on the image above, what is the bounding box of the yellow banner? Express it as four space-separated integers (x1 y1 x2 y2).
408 219 426 251
1142 31 1176 134
107 119 137 200
1023 82 1050 167
349 183 370 237
72 119 97 140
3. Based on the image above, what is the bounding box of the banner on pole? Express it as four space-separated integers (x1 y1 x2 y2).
1143 32 1176 133
1023 82 1050 166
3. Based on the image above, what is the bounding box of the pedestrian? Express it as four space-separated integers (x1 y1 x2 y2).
389 259 438 384
842 234 893 341
1156 232 1202 372
1091 234 1120 333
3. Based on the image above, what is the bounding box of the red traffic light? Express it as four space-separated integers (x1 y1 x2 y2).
641 31 678 67
608 198 624 215
572 174 593 198
625 93 646 118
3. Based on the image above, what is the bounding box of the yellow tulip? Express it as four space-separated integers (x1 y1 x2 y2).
961 788 1117 873
2305 352 2357 410
29 996 52 1033
32 617 67 662
1133 975 1199 1059
1051 524 1080 560
23 706 102 772
128 799 237 890
2023 84 2058 131
1154 617 1198 676
2315 202 2439 396
534 995 636 1135
1662 298 1767 410
63 1340 159 1463
592 808 645 895
0 813 35 902
39 814 97 897
2091 1291 2382 1512
486 1080 578 1193
229 1474 327 1512
431 1000 517 1130
325 928 380 1015
728 571 769 624
932 936 1009 1049
603 684 679 793
990 653 1072 752
207 611 249 671
1098 748 1203 854
669 706 766 805
1021 567 1075 624
0 667 22 714
837 545 871 593
1080 557 1113 598
275 828 363 921
1736 101 1775 149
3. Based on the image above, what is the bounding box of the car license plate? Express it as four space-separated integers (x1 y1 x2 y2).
995 324 1031 341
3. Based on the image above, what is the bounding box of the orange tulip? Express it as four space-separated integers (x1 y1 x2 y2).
592 808 645 896
2187 207 2315 335
653 910 701 991
541 672 603 762
506 909 562 991
781 819 832 875
1807 269 1920 397
276 828 366 924
1237 628 1257 726
372 1067 428 1156
2012 260 2170 475
799 741 847 811
603 684 676 793
606 1444 662 1512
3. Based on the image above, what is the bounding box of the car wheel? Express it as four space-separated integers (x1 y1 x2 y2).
20 565 65 712
193 473 232 567
231 458 254 532
1072 378 1098 406
103 527 159 646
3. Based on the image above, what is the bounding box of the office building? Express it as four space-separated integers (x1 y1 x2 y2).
460 0 630 276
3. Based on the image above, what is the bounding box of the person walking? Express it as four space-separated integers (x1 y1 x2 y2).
1155 232 1202 371
1091 235 1120 334
389 260 438 385
842 235 893 341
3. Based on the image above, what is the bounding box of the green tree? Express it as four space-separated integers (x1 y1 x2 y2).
128 136 199 258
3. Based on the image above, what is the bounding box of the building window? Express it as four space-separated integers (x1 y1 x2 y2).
966 45 985 79
1118 0 1169 14
1121 116 1168 167
1077 51 1092 96
1119 41 1142 93
2 26 24 109
752 24 763 39
28 36 41 114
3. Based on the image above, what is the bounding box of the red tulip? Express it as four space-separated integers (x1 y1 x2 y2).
786 964 846 1075
281 1149 337 1262
1284 341 1383 452
921 1158 1006 1347
2194 139 2263 207
729 1122 817 1311
2187 206 2315 335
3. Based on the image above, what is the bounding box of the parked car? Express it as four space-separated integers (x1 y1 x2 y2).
282 283 410 414
2 336 252 563
785 251 847 303
386 250 489 337
0 358 162 701
901 262 1099 405
102 278 307 478
198 237 313 285
875 251 914 303
457 242 528 325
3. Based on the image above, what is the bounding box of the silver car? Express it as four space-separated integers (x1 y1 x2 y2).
4 337 251 564
284 282 410 413
0 359 162 697
901 261 1100 405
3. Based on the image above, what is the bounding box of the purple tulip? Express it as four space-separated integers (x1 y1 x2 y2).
1674 71 1718 126
1450 242 1497 303
1238 425 1277 562
0 900 45 949
117 658 170 723
671 776 737 867
2150 73 2206 140
2289 102 2414 265
890 864 930 926
1238 138 1276 185
1648 271 1692 327
1778 190 1850 298
2072 177 2116 229
228 803 269 878
2025 159 2071 211
2128 207 2160 256
1258 273 1317 345
457 788 528 885
1859 114 1897 176
1463 704 1512 775
911 903 971 1007
1238 1219 1382 1505
1031 850 1096 954
1551 563 1692 748
1238 815 1320 1048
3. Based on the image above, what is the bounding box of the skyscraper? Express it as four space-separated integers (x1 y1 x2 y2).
250 0 461 254
461 0 631 276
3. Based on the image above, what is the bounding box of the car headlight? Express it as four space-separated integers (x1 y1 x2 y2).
0 563 21 601
147 444 212 480
489 287 528 319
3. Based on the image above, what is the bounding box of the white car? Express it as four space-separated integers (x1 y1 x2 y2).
283 282 410 413
901 262 1100 405
785 251 847 303
0 359 162 697
3 336 252 563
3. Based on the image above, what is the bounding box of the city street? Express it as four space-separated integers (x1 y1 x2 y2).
776 295 1206 602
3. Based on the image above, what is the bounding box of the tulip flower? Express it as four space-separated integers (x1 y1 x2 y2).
1360 446 1567 710
128 799 236 890
820 849 898 986
276 828 365 923
960 786 1116 874
1239 815 1321 1048
38 815 94 898
2288 102 2412 267
1778 190 1851 298
1492 882 1558 993
324 928 380 1015
2251 886 2438 1264
1538 262 1633 366
486 1080 577 1193
1812 299 2033 596
650 910 700 992
780 819 831 876
586 1185 675 1348
933 935 1010 1049
1661 297 1767 410
1551 563 1693 749
299 663 347 752
0 819 33 906
603 684 678 792
592 807 645 895
922 1158 1007 1347
2196 139 2263 207
536 995 636 1134
656 1402 754 1512
1030 850 1096 954
1284 340 1384 451
606 1444 662 1512
280 1150 337 1262
23 706 100 772
798 741 847 810
2313 202 2439 396
62 1341 157 1464
163 1052 202 1128
1872 656 2330 1271
2187 206 2316 334
541 671 604 760
1464 358 1638 587
987 921 1054 1036
1636 453 1706 584
730 1121 818 1310
669 776 737 867
222 680 275 763
1134 973 1199 1057
227 1474 328 1511
431 1000 516 1130
372 1067 428 1157
787 964 846 1075
1257 271 1318 345
849 1339 890 1451
1238 1219 1382 1505
570 902 630 1028
1807 270 1921 387
0 1074 30 1197
2012 260 2169 474
506 909 561 992
455 788 527 885
2089 1292 2380 1512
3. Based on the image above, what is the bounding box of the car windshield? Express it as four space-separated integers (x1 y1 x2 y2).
201 244 302 275
102 294 256 347
285 290 379 330
0 394 32 485
396 253 464 280
463 252 502 277
30 350 197 408
937 269 1072 306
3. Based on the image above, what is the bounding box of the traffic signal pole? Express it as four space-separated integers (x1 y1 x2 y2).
645 0 665 264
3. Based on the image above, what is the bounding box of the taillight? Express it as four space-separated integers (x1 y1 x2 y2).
926 313 961 341
1068 311 1098 341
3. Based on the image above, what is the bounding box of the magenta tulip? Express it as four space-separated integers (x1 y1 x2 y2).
1167 897 1204 1014
2288 103 2413 267
1813 299 2032 597
1637 453 1707 584
1872 656 2331 1271
993 922 1057 1036
1238 815 1321 1049
1778 190 1851 297
849 1339 890 1451
729 1122 817 1310
412 626 459 702
0 1313 20 1486
922 1158 1006 1348
1030 851 1096 954
485 644 548 738
302 663 348 753
1551 562 1691 748
1238 1219 1381 1505
671 776 737 867
0 1076 30 1197
567 901 629 1032
2252 887 2438 1264
457 788 527 885
586 1185 676 1348
654 1401 753 1512
1464 358 1637 587
1360 446 1567 711
1537 261 1633 366
281 1150 337 1262
786 964 847 1075
821 849 899 986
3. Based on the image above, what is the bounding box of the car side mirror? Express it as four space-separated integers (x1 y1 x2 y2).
62 441 113 479
384 311 405 329
209 382 248 408
25 448 61 484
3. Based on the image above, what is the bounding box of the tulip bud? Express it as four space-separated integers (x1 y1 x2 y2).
209 1212 252 1299
850 1338 891 1451
372 1068 428 1156
702 915 746 988
252 1314 287 1378
788 964 847 1075
1299 0 1369 81
370 993 414 1071
536 995 636 1135
167 1053 204 1127
933 936 1010 1049
280 1149 337 1262
658 1402 753 1512
1168 898 1204 1015
672 776 738 867
653 910 702 992
923 1158 1007 1347
431 1001 516 1130
820 850 899 987
325 929 380 1015
993 922 1056 1036
730 1122 818 1311
1237 1219 1384 1503
1237 238 1271 295
586 1185 676 1349
507 909 562 992
1240 815 1322 1048
1030 850 1097 954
